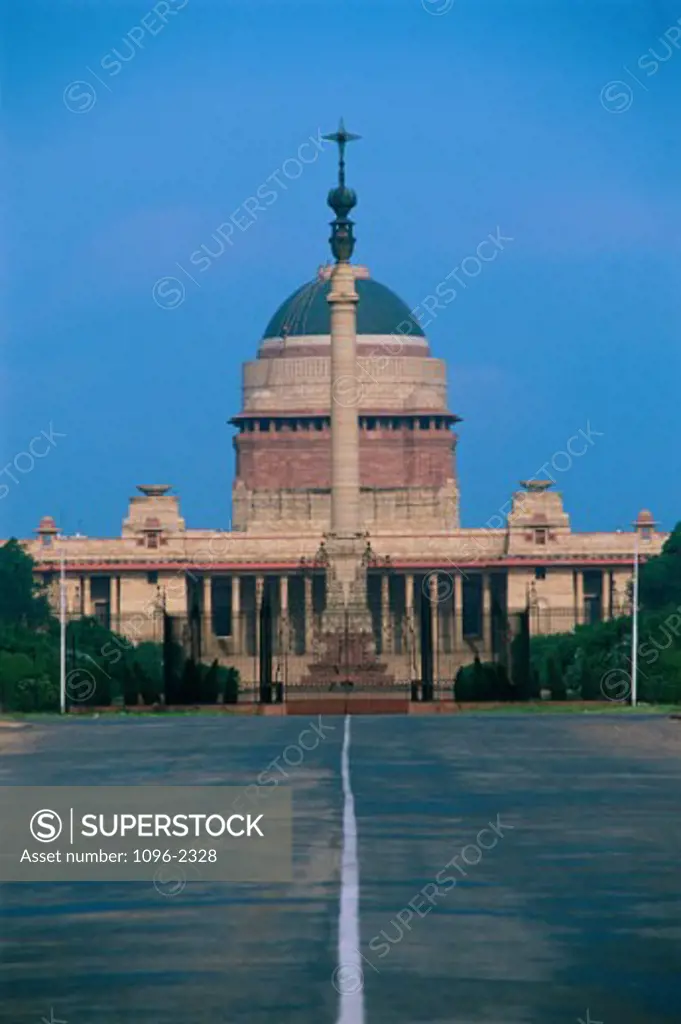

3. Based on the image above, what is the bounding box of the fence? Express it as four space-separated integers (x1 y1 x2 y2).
61 602 563 701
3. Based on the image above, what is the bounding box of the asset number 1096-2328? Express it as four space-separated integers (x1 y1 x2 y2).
132 849 217 863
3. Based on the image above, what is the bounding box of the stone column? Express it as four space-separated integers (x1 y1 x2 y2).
112 575 121 631
304 575 314 654
328 261 360 537
255 576 264 658
231 574 241 655
454 572 464 650
381 573 390 655
429 572 439 680
482 573 493 655
279 575 289 655
405 573 416 677
405 573 414 615
203 575 212 637
575 569 584 626
601 570 609 621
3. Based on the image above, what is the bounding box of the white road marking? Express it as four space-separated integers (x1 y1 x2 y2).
335 714 365 1024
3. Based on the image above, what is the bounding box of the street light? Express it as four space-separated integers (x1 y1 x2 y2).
631 528 639 708
58 537 67 715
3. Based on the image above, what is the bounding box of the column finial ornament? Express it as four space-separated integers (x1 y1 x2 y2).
322 118 361 262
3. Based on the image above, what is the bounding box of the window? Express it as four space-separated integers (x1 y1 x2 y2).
147 571 158 585
41 534 53 547
535 567 546 581
535 528 547 545
147 533 159 549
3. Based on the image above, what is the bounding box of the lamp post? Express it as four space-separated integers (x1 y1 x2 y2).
631 529 639 708
59 541 66 715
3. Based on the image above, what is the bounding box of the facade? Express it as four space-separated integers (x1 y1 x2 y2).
22 125 666 689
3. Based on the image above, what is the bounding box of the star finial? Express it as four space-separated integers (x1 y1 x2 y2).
322 118 361 187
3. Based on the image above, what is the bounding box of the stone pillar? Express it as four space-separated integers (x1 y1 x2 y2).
482 573 492 655
203 575 212 636
454 572 464 650
255 576 264 657
304 575 314 654
602 570 609 621
112 575 121 631
429 572 439 680
575 569 584 626
232 574 241 654
381 573 390 655
405 574 416 677
405 574 414 615
328 261 360 538
279 575 289 655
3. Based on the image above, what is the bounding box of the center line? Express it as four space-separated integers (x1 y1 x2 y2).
335 714 364 1024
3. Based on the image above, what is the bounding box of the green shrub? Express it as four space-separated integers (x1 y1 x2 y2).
12 675 59 713
0 652 58 711
221 666 239 704
200 660 220 704
454 658 512 702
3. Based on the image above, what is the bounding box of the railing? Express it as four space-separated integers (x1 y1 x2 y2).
60 604 623 700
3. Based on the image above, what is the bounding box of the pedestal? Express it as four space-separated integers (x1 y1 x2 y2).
300 533 394 690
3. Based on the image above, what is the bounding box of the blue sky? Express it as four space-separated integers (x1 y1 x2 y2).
2 0 680 538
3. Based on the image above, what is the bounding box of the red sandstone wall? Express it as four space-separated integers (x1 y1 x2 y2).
234 426 457 490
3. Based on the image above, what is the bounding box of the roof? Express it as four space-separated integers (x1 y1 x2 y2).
262 277 426 340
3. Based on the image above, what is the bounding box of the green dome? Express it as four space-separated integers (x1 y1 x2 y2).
262 277 425 340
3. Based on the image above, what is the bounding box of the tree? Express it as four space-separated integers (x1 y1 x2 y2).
640 522 681 612
0 539 51 627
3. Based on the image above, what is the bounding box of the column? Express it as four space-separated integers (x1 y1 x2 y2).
279 575 289 655
405 574 414 615
113 575 121 631
454 572 464 651
231 574 241 654
405 574 416 678
381 573 390 655
602 570 610 621
482 573 492 656
429 572 439 680
304 575 314 654
575 569 584 626
255 576 264 658
203 575 212 639
328 262 360 535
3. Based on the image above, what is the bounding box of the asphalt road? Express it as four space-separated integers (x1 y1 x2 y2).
1 714 680 1024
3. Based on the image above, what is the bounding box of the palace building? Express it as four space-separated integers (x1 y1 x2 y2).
26 123 665 688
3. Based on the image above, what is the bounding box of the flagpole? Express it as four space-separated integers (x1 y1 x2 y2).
631 528 639 708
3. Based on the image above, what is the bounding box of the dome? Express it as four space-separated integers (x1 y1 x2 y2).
262 276 426 340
